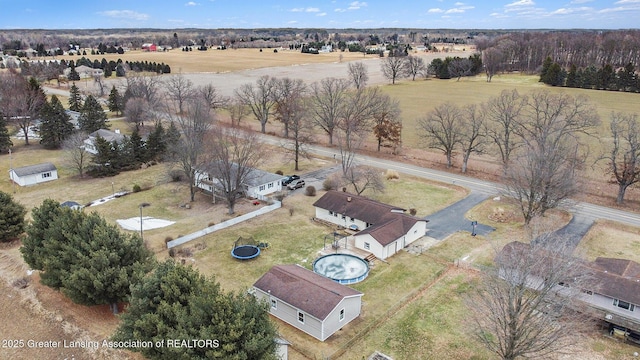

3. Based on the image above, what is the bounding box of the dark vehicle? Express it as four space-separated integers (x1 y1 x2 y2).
282 175 300 186
287 179 305 190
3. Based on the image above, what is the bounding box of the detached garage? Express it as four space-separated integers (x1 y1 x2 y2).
10 163 58 186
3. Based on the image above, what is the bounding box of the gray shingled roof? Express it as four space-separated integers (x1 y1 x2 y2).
90 129 125 143
12 162 57 177
253 264 362 321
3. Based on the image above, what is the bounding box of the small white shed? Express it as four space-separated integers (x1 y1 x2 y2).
9 163 58 186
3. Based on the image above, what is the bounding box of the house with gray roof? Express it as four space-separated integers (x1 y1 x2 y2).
253 264 363 341
9 162 58 186
313 190 428 260
83 129 125 155
194 162 284 200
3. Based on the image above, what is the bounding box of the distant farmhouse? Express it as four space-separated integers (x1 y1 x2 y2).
313 190 428 260
253 264 363 341
141 43 157 52
10 162 58 186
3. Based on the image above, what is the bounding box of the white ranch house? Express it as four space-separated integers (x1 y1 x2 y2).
313 190 428 260
253 264 363 341
83 129 125 155
194 163 284 200
9 162 58 186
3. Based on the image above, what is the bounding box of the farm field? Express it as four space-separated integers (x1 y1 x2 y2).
3 46 640 359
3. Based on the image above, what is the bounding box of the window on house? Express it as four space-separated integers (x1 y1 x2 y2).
268 183 273 188
259 185 265 191
42 172 51 178
558 282 569 288
364 242 370 250
614 299 635 311
329 211 334 215
581 289 593 295
339 309 345 321
350 217 355 222
271 299 277 309
298 311 305 323
342 215 346 220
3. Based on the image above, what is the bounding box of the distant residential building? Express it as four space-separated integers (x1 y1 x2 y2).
10 163 58 186
141 43 157 52
194 162 284 200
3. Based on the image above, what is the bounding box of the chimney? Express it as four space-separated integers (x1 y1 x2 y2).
347 196 352 202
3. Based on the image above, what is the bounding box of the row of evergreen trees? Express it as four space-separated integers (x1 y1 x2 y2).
87 122 180 177
540 57 640 92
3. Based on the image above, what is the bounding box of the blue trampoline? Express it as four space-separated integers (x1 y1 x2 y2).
231 245 261 260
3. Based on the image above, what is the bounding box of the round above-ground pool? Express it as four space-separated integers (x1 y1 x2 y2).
231 245 261 260
313 254 370 284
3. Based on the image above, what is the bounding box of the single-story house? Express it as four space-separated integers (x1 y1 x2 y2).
83 129 125 155
313 190 428 260
500 242 640 333
63 65 104 79
65 110 81 129
194 162 284 200
253 264 363 341
10 162 58 186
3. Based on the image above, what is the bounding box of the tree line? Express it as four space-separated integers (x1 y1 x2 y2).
540 56 639 93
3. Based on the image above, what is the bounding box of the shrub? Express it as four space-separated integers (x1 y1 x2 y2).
12 277 30 289
323 178 338 191
169 169 183 182
132 184 142 193
409 208 417 216
275 170 283 175
386 169 400 180
168 248 175 257
305 186 316 196
207 221 215 227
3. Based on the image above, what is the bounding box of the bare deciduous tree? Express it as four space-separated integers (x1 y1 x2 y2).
234 75 277 134
227 99 250 128
272 77 307 138
347 62 369 89
484 89 527 167
124 74 162 109
380 55 406 84
197 83 229 110
448 57 473 81
0 73 46 145
93 74 107 97
164 74 195 115
403 55 426 81
459 104 487 173
344 165 385 196
168 98 216 202
124 98 151 128
608 112 640 204
372 93 402 152
482 47 504 82
205 128 264 214
280 97 314 172
309 77 350 145
63 131 89 178
417 102 462 168
468 236 593 360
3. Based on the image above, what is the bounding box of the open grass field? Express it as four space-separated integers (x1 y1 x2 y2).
578 220 640 263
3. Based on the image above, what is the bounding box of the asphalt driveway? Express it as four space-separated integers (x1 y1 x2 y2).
424 192 495 240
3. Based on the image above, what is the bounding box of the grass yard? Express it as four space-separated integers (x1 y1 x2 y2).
577 220 640 263
53 48 373 74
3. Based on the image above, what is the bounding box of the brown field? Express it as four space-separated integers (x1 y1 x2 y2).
578 220 640 263
3 46 640 359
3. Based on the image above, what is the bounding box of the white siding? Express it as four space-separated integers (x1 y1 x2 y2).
10 169 58 186
254 289 324 341
354 234 385 259
582 292 640 321
320 296 363 341
314 207 367 230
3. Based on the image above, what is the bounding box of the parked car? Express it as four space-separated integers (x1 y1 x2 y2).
282 175 300 186
287 179 305 190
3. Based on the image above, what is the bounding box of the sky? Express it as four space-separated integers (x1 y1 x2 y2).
1 0 639 30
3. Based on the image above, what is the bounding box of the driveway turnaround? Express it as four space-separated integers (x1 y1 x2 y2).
533 213 596 251
424 193 495 240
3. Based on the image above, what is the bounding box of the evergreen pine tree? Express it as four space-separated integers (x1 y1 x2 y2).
565 64 578 88
68 83 83 111
0 191 26 243
78 95 108 133
39 95 74 149
68 64 80 81
112 260 278 359
0 115 12 153
88 136 120 177
145 123 166 161
107 86 123 115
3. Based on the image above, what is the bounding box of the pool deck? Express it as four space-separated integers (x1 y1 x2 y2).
317 235 373 260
